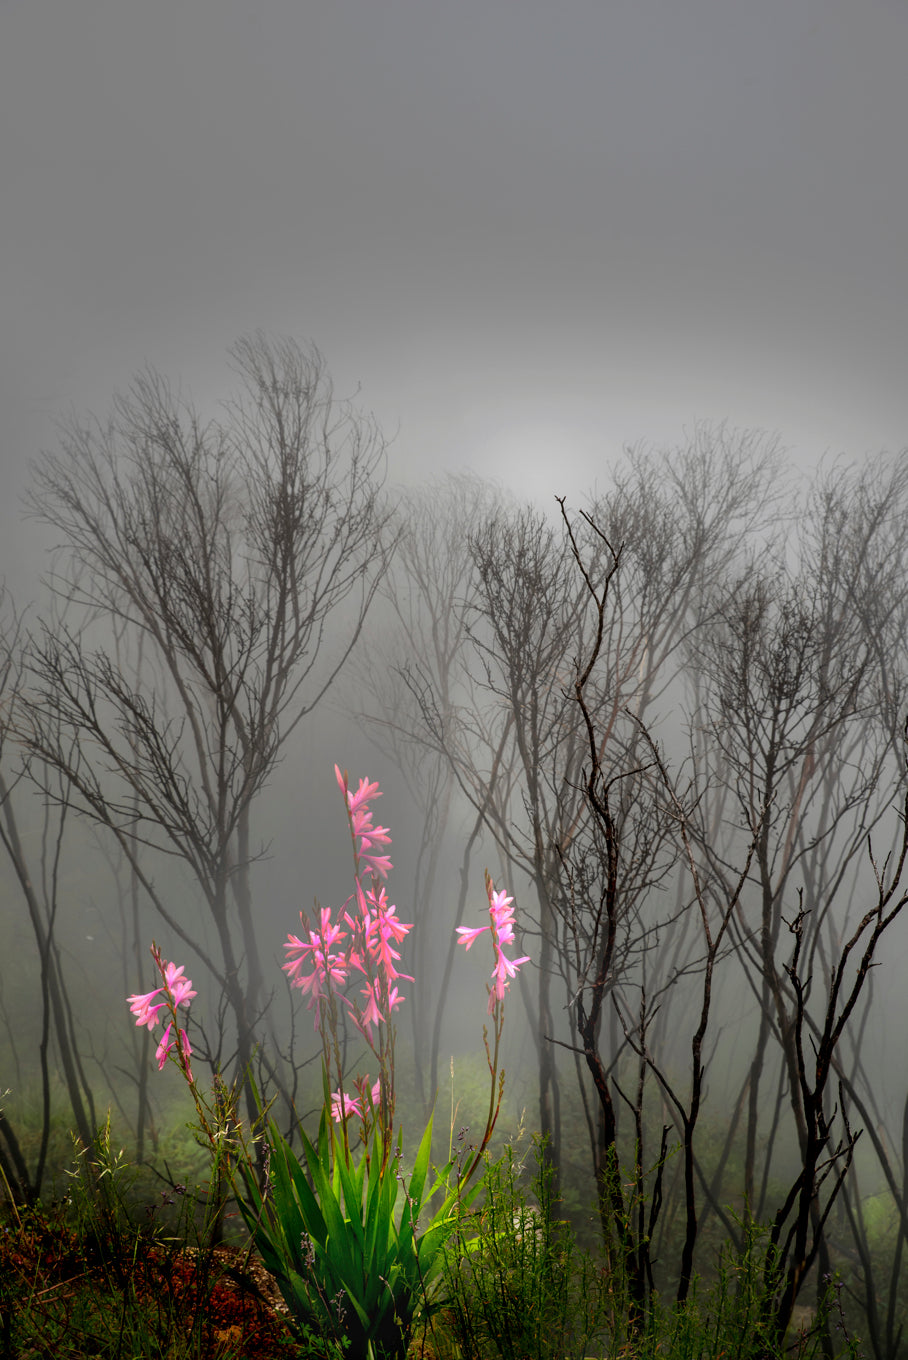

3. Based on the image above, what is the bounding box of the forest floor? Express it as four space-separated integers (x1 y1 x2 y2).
0 1210 300 1359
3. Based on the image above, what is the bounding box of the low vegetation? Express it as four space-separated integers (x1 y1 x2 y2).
1 1120 866 1360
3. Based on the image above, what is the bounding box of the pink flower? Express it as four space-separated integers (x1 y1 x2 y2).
361 851 393 879
170 977 197 1008
319 951 348 988
349 804 391 849
488 890 519 947
154 1023 193 1079
457 878 529 1010
163 961 196 1003
317 906 347 950
354 1075 383 1110
294 965 325 1002
386 985 404 1014
357 822 391 855
345 945 368 976
282 910 349 1012
281 932 313 981
128 987 165 1030
155 1023 174 1069
364 892 413 978
345 774 381 813
179 1030 194 1082
488 888 515 920
358 980 385 1034
330 1088 364 1123
490 948 531 1011
456 925 489 951
287 769 416 1115
290 945 350 1031
128 955 197 1031
336 765 394 877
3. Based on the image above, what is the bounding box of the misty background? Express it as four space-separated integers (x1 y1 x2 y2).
3 0 908 551
2 1 908 1351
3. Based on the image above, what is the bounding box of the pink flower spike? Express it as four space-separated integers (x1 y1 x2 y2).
128 987 165 1030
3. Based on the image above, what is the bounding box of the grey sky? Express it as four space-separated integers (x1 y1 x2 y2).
2 0 906 590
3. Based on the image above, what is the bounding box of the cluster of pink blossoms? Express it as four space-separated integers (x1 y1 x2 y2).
127 957 196 1078
127 768 530 1133
283 768 414 1122
457 884 531 1014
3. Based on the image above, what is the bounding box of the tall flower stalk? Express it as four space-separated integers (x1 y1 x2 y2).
127 947 198 1097
126 767 531 1360
456 871 531 1187
127 946 243 1243
283 766 414 1169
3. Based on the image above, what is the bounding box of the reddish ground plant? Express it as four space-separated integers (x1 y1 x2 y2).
0 1210 297 1358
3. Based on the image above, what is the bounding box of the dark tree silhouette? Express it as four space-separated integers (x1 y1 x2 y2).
17 334 395 1117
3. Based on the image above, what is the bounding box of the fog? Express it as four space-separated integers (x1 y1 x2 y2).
2 2 908 1351
2 357 907 1343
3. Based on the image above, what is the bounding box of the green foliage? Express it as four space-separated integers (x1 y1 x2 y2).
0 1075 89 1204
434 1137 867 1360
439 1136 611 1360
630 1224 866 1360
0 1112 872 1360
237 1074 482 1360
